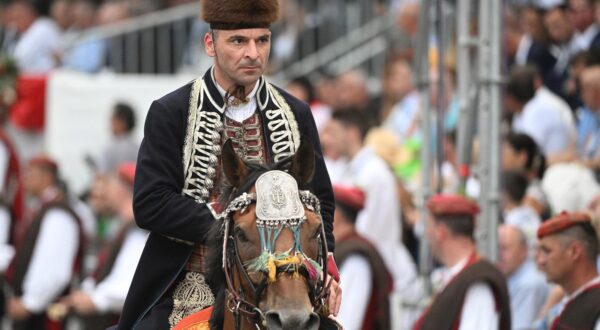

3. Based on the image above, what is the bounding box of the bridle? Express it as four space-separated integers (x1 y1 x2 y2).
217 186 331 330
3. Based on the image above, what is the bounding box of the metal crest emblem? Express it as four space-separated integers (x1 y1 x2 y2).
256 171 304 222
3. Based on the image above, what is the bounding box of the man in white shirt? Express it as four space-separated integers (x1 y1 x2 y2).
324 110 423 306
332 184 392 330
8 1 62 74
498 225 549 330
535 211 600 329
6 155 82 330
567 0 600 50
505 65 576 163
62 162 147 330
414 194 511 330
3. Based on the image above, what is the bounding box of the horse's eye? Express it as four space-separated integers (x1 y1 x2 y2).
312 224 322 239
234 227 250 243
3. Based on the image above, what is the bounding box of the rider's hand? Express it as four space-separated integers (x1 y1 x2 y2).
327 277 342 316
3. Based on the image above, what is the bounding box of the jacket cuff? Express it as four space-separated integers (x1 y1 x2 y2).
327 253 340 283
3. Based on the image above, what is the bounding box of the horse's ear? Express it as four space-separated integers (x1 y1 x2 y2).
290 136 315 184
221 139 247 187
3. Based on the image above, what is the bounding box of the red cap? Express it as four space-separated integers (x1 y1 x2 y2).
29 155 58 173
537 211 592 239
117 162 136 186
333 184 365 212
427 194 480 217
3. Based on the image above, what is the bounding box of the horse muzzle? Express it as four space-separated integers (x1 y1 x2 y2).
264 309 320 330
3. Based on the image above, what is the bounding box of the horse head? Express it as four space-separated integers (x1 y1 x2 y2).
206 138 328 330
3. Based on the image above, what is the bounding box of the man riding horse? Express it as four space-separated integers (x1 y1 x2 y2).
115 0 341 328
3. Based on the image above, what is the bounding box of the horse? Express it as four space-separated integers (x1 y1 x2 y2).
203 138 335 330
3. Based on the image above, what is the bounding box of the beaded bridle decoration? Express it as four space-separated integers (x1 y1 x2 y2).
217 170 330 328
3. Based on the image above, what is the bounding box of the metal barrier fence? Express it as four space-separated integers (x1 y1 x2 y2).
61 0 386 75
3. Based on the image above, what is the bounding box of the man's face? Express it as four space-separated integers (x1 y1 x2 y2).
205 28 271 89
545 9 574 44
321 119 350 158
23 165 47 197
498 227 528 276
568 0 595 32
535 235 572 284
501 141 526 171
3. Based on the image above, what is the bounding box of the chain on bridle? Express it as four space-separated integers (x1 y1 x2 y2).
216 174 331 329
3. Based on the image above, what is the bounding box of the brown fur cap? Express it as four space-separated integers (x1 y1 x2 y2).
201 0 279 30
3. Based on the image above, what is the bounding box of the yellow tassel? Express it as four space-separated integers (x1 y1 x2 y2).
268 256 276 283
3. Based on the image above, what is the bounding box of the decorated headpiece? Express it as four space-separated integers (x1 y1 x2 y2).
201 0 280 30
427 194 480 218
537 211 593 239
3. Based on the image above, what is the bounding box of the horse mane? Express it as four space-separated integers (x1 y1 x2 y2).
207 155 312 329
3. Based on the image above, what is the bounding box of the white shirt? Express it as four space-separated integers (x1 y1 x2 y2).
214 77 259 123
82 227 148 313
575 24 600 50
507 260 549 330
340 147 423 301
512 87 576 157
383 90 421 142
12 18 62 74
338 255 372 330
21 209 79 312
515 35 533 66
0 206 14 272
432 256 500 330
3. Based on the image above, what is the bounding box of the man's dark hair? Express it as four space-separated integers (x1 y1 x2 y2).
331 109 370 140
560 223 599 265
289 76 316 103
504 132 546 178
502 170 529 204
435 215 475 238
335 202 359 225
506 65 539 104
113 102 136 132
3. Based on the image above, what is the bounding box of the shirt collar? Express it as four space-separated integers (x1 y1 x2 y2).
211 69 259 103
565 275 600 302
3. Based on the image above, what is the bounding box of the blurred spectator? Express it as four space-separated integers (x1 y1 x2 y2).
544 6 580 89
498 224 549 330
567 0 600 50
50 0 71 31
577 65 600 167
505 65 576 163
381 57 420 141
502 132 549 216
8 0 61 74
334 70 372 116
96 1 130 26
502 170 542 244
415 195 511 329
95 102 139 174
63 162 146 329
333 184 392 330
286 76 331 132
62 0 106 73
387 1 419 61
535 212 600 329
325 110 423 307
6 155 83 330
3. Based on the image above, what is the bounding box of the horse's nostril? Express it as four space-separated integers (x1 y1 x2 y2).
265 310 320 330
265 311 283 330
306 312 320 330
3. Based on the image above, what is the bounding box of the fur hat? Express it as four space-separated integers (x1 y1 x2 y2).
201 0 279 30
